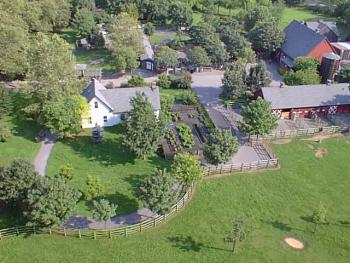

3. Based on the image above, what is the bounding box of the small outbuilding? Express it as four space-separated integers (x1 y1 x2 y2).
259 83 350 119
140 35 155 71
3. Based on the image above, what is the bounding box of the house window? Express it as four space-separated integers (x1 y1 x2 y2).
88 117 92 124
94 101 98 108
103 116 107 122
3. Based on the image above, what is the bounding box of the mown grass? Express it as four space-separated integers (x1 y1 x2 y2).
280 7 331 28
1 137 349 262
46 125 170 216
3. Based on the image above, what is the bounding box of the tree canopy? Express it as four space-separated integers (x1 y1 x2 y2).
124 93 163 159
240 97 278 136
171 152 202 187
155 46 179 69
187 47 211 68
247 60 272 91
221 61 247 101
72 8 96 37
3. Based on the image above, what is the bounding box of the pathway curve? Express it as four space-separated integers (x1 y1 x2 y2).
34 133 56 176
65 208 158 229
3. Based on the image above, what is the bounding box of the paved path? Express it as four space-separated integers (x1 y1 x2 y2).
191 71 271 163
34 134 56 176
64 208 157 229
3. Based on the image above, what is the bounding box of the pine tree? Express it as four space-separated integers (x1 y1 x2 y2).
137 169 178 215
92 199 117 228
123 92 163 159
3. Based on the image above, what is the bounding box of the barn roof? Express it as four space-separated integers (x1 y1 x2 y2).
281 20 325 60
306 20 340 37
83 79 160 113
261 83 350 109
140 34 154 61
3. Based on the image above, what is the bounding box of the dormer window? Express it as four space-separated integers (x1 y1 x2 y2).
94 101 98 108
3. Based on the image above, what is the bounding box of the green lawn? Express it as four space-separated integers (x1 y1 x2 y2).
1 137 349 262
0 117 40 167
46 125 170 216
280 7 331 28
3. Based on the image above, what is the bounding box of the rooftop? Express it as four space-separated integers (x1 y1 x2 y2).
140 34 154 61
83 79 160 113
261 83 350 109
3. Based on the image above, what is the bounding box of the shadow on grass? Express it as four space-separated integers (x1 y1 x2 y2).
264 220 292 232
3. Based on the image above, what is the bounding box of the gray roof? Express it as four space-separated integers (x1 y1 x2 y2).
261 83 350 109
140 34 154 61
83 79 160 113
281 20 325 60
306 21 340 37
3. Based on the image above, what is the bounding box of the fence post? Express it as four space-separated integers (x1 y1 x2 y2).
182 196 185 207
176 203 178 212
220 166 223 174
208 166 211 176
241 163 244 171
94 231 96 239
78 229 82 239
49 228 52 235
230 164 233 173
0 231 2 240
140 223 142 232
33 225 36 235
16 227 19 236
109 230 111 239
64 227 66 237
163 214 166 222
266 159 270 168
153 218 156 227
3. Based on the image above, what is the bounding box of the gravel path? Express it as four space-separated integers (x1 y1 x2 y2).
64 208 158 229
34 133 56 176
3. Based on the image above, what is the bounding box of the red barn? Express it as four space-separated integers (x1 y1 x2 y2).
279 20 335 68
260 83 350 119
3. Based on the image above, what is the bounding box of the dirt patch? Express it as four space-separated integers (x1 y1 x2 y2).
303 133 343 142
284 237 305 250
315 148 328 158
272 139 292 145
307 144 315 149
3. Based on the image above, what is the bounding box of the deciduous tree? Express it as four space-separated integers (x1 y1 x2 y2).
85 175 104 200
247 60 272 91
155 46 178 69
226 217 246 253
24 176 81 226
221 61 247 101
204 129 239 165
138 169 178 214
92 199 117 228
311 202 327 234
240 97 278 136
171 153 202 187
187 47 211 69
72 8 96 37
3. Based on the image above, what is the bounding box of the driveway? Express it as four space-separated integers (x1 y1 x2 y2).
266 61 283 87
191 71 271 164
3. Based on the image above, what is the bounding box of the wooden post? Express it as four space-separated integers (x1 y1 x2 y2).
124 228 127 237
33 225 36 235
78 229 82 239
220 166 223 174
241 163 244 171
0 231 2 240
153 218 156 227
208 166 211 176
182 197 185 207
16 227 19 236
230 164 233 173
267 159 270 168
140 224 142 232
163 214 166 222
109 230 111 239
64 227 67 237
176 203 178 212
93 231 96 239
49 228 52 235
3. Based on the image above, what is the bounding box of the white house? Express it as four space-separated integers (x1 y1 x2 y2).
82 79 161 128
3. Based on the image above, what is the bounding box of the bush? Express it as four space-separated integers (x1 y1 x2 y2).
144 22 155 36
58 164 74 181
157 73 171 89
89 33 105 47
165 129 182 151
170 72 192 89
0 122 12 142
128 75 146 87
176 123 194 148
85 175 104 200
177 91 199 106
277 66 288 76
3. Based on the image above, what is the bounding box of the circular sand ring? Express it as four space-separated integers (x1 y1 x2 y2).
284 237 305 250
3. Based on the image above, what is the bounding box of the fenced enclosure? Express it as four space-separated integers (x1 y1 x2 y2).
202 158 279 177
0 185 194 241
249 126 349 142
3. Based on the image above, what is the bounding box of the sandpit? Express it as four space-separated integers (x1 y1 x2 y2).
284 237 305 250
315 148 328 158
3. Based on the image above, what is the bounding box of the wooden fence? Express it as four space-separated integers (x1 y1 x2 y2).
0 185 194 241
249 126 350 142
202 158 279 177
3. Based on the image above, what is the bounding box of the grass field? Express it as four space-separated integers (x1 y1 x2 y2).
1 136 349 262
46 125 170 216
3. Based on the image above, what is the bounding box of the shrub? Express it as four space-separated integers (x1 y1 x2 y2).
144 22 155 36
171 152 202 187
157 73 171 89
85 175 104 200
277 66 287 76
105 82 114 89
0 122 12 142
58 164 74 181
177 91 199 106
176 123 194 148
127 75 146 87
170 72 192 89
165 129 182 151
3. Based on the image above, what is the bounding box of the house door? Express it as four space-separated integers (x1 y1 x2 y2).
146 61 153 70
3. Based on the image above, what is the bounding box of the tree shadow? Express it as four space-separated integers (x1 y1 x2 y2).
265 220 292 232
167 235 204 252
98 192 140 216
300 215 314 224
338 220 350 227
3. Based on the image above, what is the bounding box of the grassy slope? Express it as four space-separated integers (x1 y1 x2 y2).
46 125 170 216
1 137 349 262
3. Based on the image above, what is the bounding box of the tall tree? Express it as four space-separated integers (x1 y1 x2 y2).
171 153 202 187
137 169 178 214
112 47 140 73
221 61 247 101
72 8 96 37
247 60 272 91
0 160 39 203
248 20 284 58
204 129 239 165
0 9 28 80
41 95 86 138
338 63 350 83
240 97 278 136
187 47 211 69
25 33 80 120
155 46 179 69
24 176 81 226
124 93 163 159
244 5 273 31
92 199 117 228
169 1 193 28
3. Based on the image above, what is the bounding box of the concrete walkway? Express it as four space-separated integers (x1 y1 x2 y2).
34 134 56 176
64 208 157 229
